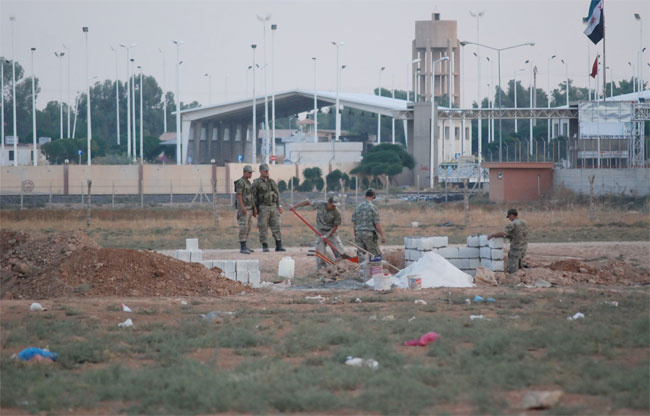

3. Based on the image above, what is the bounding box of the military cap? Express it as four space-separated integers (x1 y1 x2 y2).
259 163 270 171
506 208 518 218
328 196 341 206
243 165 253 173
365 189 376 197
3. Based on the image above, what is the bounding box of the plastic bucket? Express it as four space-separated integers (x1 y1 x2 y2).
370 262 391 290
407 275 422 290
278 257 295 279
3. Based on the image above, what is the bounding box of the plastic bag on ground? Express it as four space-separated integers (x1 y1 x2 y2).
345 356 379 369
404 331 440 346
17 347 59 362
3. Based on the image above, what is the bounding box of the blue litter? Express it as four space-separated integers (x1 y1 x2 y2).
17 347 58 362
487 297 496 303
370 254 383 262
473 295 485 303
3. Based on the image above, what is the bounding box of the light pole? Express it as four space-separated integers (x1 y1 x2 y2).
83 26 91 165
158 48 167 133
271 23 277 164
470 10 484 163
485 55 494 143
524 60 534 155
251 44 257 164
560 58 569 138
1 57 4 165
405 58 421 149
63 44 71 138
31 47 36 165
312 57 318 143
138 65 143 164
257 13 272 164
377 66 385 143
111 46 120 145
55 51 65 140
331 41 344 143
173 40 183 164
120 43 135 157
634 13 643 95
547 55 557 142
460 40 535 161
204 73 212 105
512 68 525 133
130 57 136 162
430 56 449 189
628 61 635 93
391 73 396 144
606 66 614 97
10 16 17 166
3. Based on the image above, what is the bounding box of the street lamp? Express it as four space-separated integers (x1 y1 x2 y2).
10 15 17 166
110 46 120 145
257 13 272 164
31 48 36 165
271 23 277 164
138 65 143 164
634 13 643 94
251 44 257 164
377 66 385 143
331 41 344 142
430 56 449 189
312 57 318 143
470 10 484 163
62 44 71 138
120 43 135 157
172 39 183 164
1 56 4 165
83 26 91 165
130 57 136 162
512 68 525 133
547 54 557 142
204 73 212 105
54 51 65 140
460 40 535 162
158 48 167 132
408 58 421 103
524 59 534 155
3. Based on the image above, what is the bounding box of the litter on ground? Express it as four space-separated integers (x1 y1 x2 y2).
470 314 490 321
474 295 485 303
404 331 440 346
345 356 379 369
121 303 132 312
17 347 59 362
118 318 134 328
567 312 585 321
29 303 45 311
414 299 427 305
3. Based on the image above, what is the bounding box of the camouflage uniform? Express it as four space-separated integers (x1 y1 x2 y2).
504 218 529 273
252 176 282 245
234 176 254 243
313 201 345 269
351 199 381 260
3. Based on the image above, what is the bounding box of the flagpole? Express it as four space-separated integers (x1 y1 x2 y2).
602 0 606 102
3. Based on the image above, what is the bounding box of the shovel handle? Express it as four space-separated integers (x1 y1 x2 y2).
290 208 340 254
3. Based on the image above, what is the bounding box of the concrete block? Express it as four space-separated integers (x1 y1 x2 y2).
190 250 202 262
430 236 448 248
480 258 492 268
212 260 225 271
418 237 434 251
480 247 491 259
186 238 199 251
199 260 213 269
222 260 236 273
458 247 480 258
248 259 259 272
236 271 249 284
491 260 505 272
489 237 504 249
435 247 459 259
468 258 480 269
491 248 504 260
479 234 489 247
248 270 261 287
176 250 191 262
412 250 423 260
449 258 470 269
404 237 418 249
224 271 236 281
236 260 249 272
466 235 480 247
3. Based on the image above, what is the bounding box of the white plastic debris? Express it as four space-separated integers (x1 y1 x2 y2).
408 316 416 322
121 303 132 312
306 295 326 303
345 356 379 369
414 299 427 305
470 314 490 321
604 301 618 307
382 315 395 321
369 315 377 321
567 312 585 321
201 311 235 321
465 298 471 305
181 300 188 305
29 303 45 312
354 298 362 303
118 318 134 328
375 252 474 289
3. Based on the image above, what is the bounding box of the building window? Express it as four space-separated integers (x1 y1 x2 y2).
224 128 230 141
465 127 470 140
454 127 460 140
200 128 207 141
9 151 14 161
444 126 450 140
211 128 218 141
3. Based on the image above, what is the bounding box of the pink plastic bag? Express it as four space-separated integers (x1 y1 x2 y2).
404 331 440 346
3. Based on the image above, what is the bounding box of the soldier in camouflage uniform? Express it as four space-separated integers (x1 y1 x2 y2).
291 196 345 269
351 189 386 263
235 165 256 254
252 163 286 252
489 208 529 274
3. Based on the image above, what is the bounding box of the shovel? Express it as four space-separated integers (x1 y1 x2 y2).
290 207 358 263
346 240 401 273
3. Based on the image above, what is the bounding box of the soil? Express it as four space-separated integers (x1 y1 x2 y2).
1 231 246 299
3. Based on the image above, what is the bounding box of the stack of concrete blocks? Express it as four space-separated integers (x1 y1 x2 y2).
203 259 261 288
403 235 505 277
475 234 505 273
175 238 203 262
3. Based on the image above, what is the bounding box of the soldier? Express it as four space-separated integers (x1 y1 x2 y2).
489 208 529 274
234 165 256 254
351 189 386 263
252 163 286 252
290 196 345 269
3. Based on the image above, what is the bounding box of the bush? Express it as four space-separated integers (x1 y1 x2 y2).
278 180 287 192
315 177 325 192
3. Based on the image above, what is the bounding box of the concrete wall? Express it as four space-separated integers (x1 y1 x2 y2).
553 168 650 196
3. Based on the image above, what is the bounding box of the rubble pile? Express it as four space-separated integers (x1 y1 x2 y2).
1 231 246 299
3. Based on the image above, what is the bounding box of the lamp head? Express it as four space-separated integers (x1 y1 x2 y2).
528 42 535 46
31 47 36 52
252 44 257 49
412 58 422 63
441 57 449 62
312 57 316 61
271 24 277 30
381 66 385 71
524 59 530 64
634 13 641 20
82 27 88 32
460 41 468 46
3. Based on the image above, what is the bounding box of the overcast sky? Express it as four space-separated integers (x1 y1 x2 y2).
1 0 648 110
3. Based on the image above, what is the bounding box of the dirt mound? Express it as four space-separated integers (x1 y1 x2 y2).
549 259 597 274
318 260 361 281
0 230 32 255
1 231 247 299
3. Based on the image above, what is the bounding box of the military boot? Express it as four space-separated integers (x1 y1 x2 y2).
240 242 253 254
275 240 287 252
262 243 270 252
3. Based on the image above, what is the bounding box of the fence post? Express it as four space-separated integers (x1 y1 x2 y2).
355 176 358 204
211 159 219 227
385 174 389 203
140 179 144 208
290 175 294 206
464 178 469 228
86 180 92 228
20 186 23 210
588 175 596 221
49 183 52 204
112 183 115 208
81 181 84 206
170 181 173 204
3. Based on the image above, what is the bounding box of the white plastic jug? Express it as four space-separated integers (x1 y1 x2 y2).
278 256 295 279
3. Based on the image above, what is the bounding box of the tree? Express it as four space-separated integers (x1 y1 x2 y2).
326 169 344 191
351 143 414 185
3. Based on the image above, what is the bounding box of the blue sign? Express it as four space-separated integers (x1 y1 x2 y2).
78 150 83 155
237 154 244 162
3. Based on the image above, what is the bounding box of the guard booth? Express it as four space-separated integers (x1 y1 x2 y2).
482 162 554 203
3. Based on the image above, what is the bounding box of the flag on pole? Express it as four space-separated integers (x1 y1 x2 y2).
584 0 604 45
590 56 598 78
